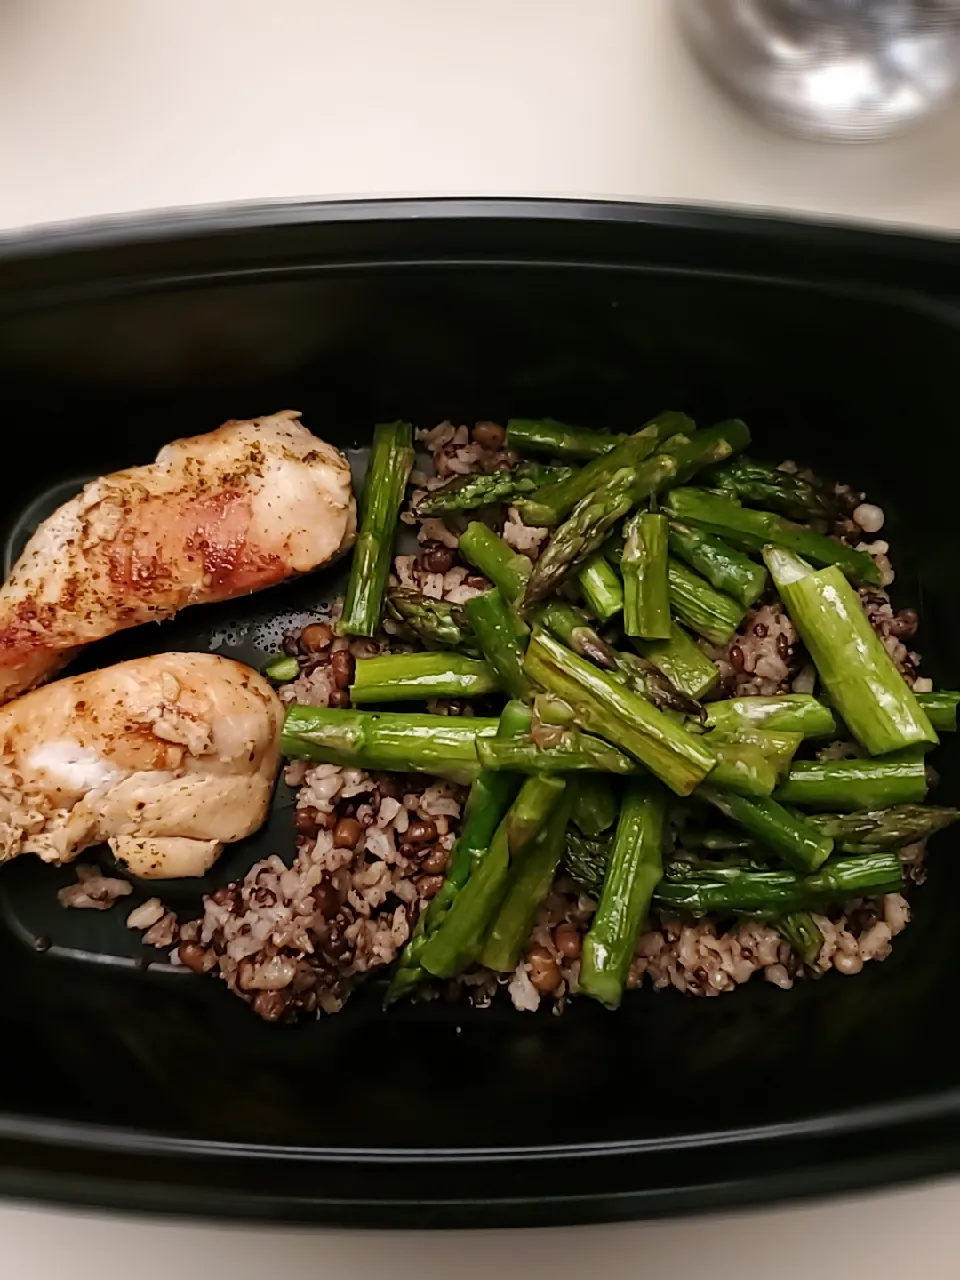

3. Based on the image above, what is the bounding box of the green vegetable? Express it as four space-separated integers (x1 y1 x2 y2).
263 655 300 683
413 462 571 516
708 743 779 798
522 420 751 601
477 730 640 775
464 589 530 700
421 775 565 978
806 804 960 852
765 548 936 757
622 512 670 639
917 691 960 732
578 551 624 623
700 785 834 872
656 852 902 914
281 706 498 785
350 651 501 703
481 787 573 972
705 455 830 520
517 410 693 527
506 417 627 460
773 912 825 967
563 830 609 898
707 726 803 780
386 588 478 654
703 695 837 740
458 522 531 603
664 487 880 586
579 781 667 1008
667 521 767 607
570 776 619 836
666 557 746 646
524 629 717 796
631 622 719 700
340 421 414 636
774 756 929 811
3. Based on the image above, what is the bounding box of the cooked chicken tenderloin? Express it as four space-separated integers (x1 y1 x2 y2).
0 410 356 704
0 653 282 877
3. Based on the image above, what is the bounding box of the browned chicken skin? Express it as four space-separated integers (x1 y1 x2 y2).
0 653 283 877
0 410 356 704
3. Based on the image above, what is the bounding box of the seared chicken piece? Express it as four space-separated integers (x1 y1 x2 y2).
0 652 282 877
0 410 355 704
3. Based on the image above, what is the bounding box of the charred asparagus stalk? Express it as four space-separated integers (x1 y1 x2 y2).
340 421 414 636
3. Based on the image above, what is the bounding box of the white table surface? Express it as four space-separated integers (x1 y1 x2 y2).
1 0 960 1272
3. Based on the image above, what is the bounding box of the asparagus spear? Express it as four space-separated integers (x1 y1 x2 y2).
281 706 498 785
384 749 522 1004
506 417 626 460
578 551 624 623
523 420 751 602
480 788 573 972
580 781 667 1008
464 589 530 700
703 694 837 740
350 651 501 704
700 785 834 872
707 726 804 779
774 756 929 811
386 587 478 654
806 804 960 852
571 775 619 836
773 911 824 967
477 730 641 776
631 622 719 700
704 455 830 520
655 852 902 915
665 488 881 586
263 654 300 683
623 512 670 639
458 522 531 603
412 462 572 516
709 743 779 798
421 775 565 978
667 521 767 607
917 691 960 732
563 830 609 898
340 421 414 636
534 601 704 716
765 548 936 756
525 629 716 796
517 410 693 527
667 557 746 646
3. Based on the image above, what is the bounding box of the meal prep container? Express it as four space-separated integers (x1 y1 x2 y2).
0 199 958 1227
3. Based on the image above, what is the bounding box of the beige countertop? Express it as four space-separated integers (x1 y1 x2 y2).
1 0 959 1273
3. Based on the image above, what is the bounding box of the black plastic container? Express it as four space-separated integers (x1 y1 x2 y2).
0 199 959 1227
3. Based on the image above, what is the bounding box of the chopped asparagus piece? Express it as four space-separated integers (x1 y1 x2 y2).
264 655 300 683
570 776 620 836
665 487 881 586
774 756 929 811
563 830 609 899
458 522 531 603
464 589 530 701
413 462 571 516
580 781 667 1008
703 695 838 740
281 706 498 785
578 551 624 623
340 421 414 636
773 911 825 967
806 804 960 852
350 651 501 703
631 622 720 700
700 785 834 872
667 557 746 646
524 629 716 796
916 691 960 732
506 417 626 460
667 521 768 607
623 512 670 639
765 547 936 756
386 588 478 654
705 455 830 520
708 742 779 798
